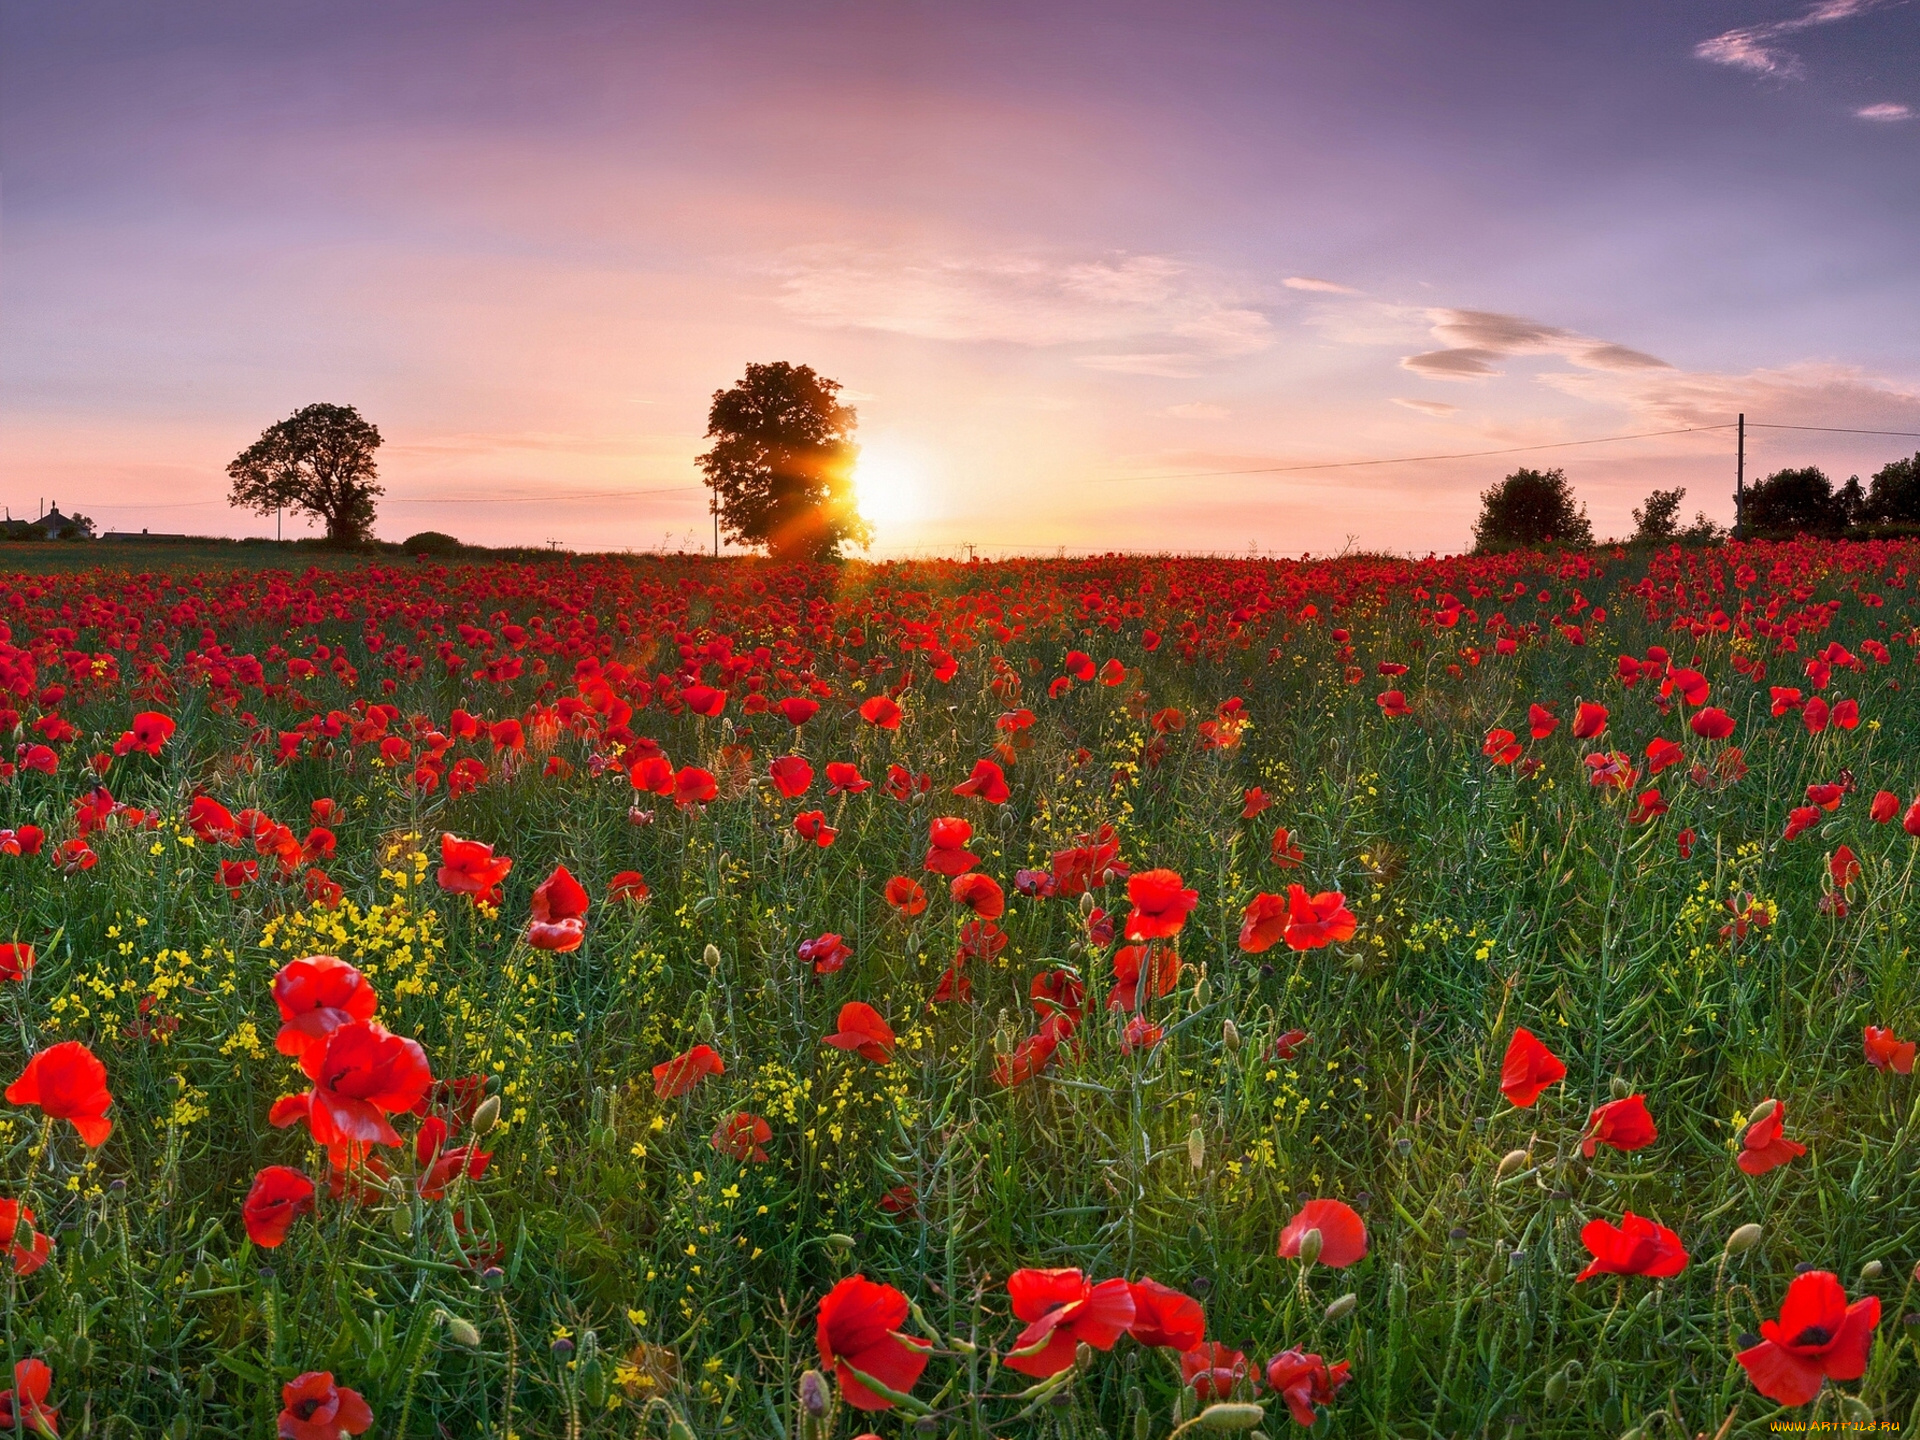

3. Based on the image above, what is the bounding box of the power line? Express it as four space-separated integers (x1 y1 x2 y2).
389 484 703 504
1098 423 1736 483
1747 423 1920 439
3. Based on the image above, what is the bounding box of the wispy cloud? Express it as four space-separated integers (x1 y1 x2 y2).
772 245 1272 376
1857 102 1914 120
1543 358 1920 433
1284 276 1359 294
1394 397 1459 417
1400 309 1671 381
1694 0 1893 79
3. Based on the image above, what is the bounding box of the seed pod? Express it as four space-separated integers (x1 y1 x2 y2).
703 943 722 968
667 1417 696 1440
1194 1403 1267 1431
471 1095 501 1135
1075 1340 1094 1372
1296 1227 1324 1267
1223 1019 1242 1053
1079 891 1097 916
693 895 717 914
1609 1076 1631 1100
1861 1259 1884 1281
1323 1292 1357 1323
390 1204 413 1241
551 1336 573 1359
1495 1148 1529 1179
799 1369 831 1418
824 1233 855 1254
1188 1127 1206 1169
445 1316 482 1348
1194 977 1211 1007
1725 1223 1763 1255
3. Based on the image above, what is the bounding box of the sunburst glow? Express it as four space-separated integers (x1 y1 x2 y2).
853 436 933 532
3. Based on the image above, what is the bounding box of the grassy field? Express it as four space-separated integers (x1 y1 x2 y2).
0 542 1915 1437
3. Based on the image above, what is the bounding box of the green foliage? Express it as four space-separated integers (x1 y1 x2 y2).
1860 453 1920 526
1742 466 1854 537
697 363 870 562
1473 468 1593 552
1631 488 1724 547
226 402 384 544
403 531 464 557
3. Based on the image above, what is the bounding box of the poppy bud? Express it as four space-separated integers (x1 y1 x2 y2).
1175 1386 1197 1421
1609 1076 1631 1099
482 1265 506 1290
1296 1226 1324 1267
1861 1259 1884 1281
390 1204 413 1241
1135 1406 1151 1440
445 1315 482 1348
693 895 717 914
703 943 722 968
1194 1403 1266 1431
551 1336 573 1358
914 1417 940 1434
1725 1223 1763 1255
1223 1019 1241 1052
1744 1097 1777 1130
799 1369 831 1417
1079 891 1096 917
1188 1127 1206 1169
69 1336 92 1367
1839 1397 1875 1424
667 1417 696 1440
1194 977 1210 1007
471 1094 501 1134
1075 1340 1095 1372
1495 1148 1529 1179
1543 1369 1569 1406
1324 1292 1357 1323
192 1259 213 1290
1393 1136 1412 1157
824 1233 855 1253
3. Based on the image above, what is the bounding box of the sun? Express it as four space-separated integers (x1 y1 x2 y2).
853 437 931 531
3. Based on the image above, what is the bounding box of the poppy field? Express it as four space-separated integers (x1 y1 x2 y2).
2 540 1920 1437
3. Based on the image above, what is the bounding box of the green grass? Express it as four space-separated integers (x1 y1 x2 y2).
0 546 1915 1437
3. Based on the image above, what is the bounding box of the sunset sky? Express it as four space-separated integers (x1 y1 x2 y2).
4 1 1919 556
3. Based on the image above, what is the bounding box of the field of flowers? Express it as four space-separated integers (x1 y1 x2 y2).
0 540 1918 1437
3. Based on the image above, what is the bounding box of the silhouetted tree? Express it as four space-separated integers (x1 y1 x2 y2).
698 363 869 562
227 403 383 544
1631 487 1687 543
1859 452 1920 526
1743 466 1853 536
1472 467 1593 552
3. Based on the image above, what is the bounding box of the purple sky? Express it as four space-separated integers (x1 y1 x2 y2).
4 0 1918 554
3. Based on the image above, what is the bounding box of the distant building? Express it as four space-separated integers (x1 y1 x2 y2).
1 503 95 541
101 529 192 543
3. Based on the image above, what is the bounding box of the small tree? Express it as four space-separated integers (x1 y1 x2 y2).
1859 452 1920 526
697 363 869 562
1742 466 1849 536
1472 467 1593 552
227 403 383 545
1631 487 1687 543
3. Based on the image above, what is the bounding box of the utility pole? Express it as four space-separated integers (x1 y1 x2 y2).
1734 412 1745 539
711 486 719 559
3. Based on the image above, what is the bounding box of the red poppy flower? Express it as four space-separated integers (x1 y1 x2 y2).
1864 1025 1916 1074
1277 1198 1367 1268
711 1112 772 1163
0 944 34 984
1571 701 1608 739
1181 1342 1252 1402
777 696 820 726
1581 1094 1657 1156
858 695 903 730
1627 788 1667 825
799 933 852 975
219 858 259 897
883 876 927 915
1282 885 1356 951
1004 1268 1136 1378
1376 689 1411 717
1126 1277 1205 1350
0 1359 58 1437
793 810 837 848
279 1021 433 1153
51 838 96 873
825 761 870 795
1737 1099 1807 1176
609 870 650 903
1483 728 1521 765
527 864 590 952
1269 827 1305 868
630 754 675 795
1783 806 1821 841
1833 698 1860 730
878 1183 917 1214
825 1003 895 1063
0 1200 50 1276
1030 968 1085 1022
1241 787 1271 818
1829 845 1861 889
924 817 979 876
652 1044 725 1098
952 758 1010 804
1272 1029 1311 1061
1120 1014 1165 1054
116 710 176 755
1107 944 1180 1011
1575 1212 1688 1281
815 1274 931 1410
1871 789 1900 824
416 1141 490 1200
769 756 814 798
243 1165 317 1248
1737 1271 1879 1406
949 872 1005 920
437 833 512 906
272 955 379 1059
1264 1349 1353 1427
1124 869 1198 940
7 1040 113 1147
1500 1027 1566 1107
1803 697 1831 733
0 826 45 857
305 869 343 908
673 766 717 807
991 1020 1065 1084
1237 892 1289 953
1644 736 1683 774
277 1371 373 1440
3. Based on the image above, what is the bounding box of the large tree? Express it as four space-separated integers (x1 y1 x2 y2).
1472 467 1593 552
1742 465 1852 537
697 362 870 562
227 403 384 544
